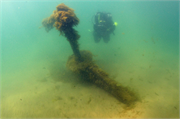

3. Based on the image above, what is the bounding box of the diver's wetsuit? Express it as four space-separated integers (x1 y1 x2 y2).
93 12 115 43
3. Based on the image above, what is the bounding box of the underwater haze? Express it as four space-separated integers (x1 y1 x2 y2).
1 0 179 118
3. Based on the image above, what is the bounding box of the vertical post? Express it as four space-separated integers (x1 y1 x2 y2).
64 28 83 62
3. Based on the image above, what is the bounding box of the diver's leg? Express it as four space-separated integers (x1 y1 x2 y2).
103 34 110 43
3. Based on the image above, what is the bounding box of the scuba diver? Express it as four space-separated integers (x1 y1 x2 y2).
93 12 117 43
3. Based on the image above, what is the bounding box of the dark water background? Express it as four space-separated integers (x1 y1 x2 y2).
1 0 179 118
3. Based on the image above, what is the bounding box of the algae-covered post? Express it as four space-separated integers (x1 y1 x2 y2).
66 50 138 106
41 3 82 62
41 3 139 107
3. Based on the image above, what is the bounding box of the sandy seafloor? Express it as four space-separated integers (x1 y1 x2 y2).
1 34 179 118
1 1 179 118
